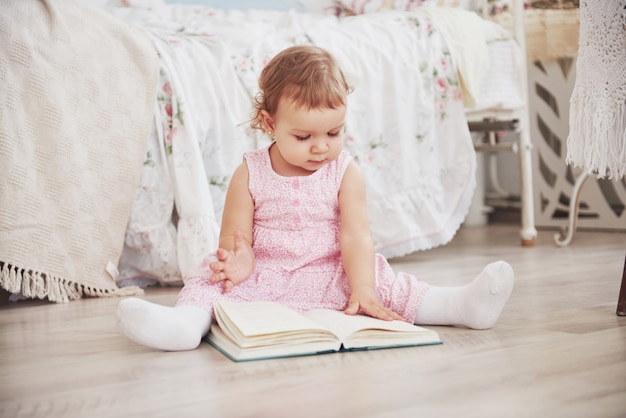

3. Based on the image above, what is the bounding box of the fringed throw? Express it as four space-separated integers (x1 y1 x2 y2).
567 0 626 180
0 0 159 302
1 262 143 303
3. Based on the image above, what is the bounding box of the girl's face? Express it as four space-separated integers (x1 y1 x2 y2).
262 96 346 176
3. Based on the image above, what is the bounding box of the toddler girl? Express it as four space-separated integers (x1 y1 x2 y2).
117 45 514 351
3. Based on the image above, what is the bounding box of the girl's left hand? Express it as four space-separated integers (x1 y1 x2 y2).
209 231 255 292
344 290 404 322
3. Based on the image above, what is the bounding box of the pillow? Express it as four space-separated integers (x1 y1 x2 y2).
300 0 345 15
163 0 305 11
335 0 476 15
484 0 513 16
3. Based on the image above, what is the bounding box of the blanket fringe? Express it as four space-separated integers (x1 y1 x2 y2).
567 94 626 180
0 261 143 304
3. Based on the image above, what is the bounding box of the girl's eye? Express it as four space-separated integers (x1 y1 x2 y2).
295 135 310 141
328 131 340 137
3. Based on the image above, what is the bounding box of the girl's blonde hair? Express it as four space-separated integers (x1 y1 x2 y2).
250 45 351 131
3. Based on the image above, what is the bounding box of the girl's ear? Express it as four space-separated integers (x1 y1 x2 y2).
260 110 275 133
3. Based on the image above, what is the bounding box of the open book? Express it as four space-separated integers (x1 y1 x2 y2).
205 300 442 362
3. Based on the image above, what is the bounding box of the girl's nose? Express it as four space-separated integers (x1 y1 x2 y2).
311 138 329 153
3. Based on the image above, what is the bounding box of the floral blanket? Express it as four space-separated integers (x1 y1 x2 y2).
111 2 477 287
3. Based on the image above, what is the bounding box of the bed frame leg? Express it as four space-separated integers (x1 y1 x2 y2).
511 0 537 247
517 116 538 247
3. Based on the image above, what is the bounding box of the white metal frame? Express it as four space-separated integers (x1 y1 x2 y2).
466 0 538 246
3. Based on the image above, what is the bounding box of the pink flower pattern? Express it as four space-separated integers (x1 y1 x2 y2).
156 64 185 155
350 11 462 160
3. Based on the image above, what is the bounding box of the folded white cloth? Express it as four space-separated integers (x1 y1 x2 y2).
418 7 511 107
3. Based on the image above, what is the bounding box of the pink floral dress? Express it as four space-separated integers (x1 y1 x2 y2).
175 145 430 322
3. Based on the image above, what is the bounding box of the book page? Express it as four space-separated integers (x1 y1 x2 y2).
208 302 440 361
213 300 338 348
208 325 341 362
303 309 441 349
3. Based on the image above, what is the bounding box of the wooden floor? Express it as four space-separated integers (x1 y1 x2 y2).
1 224 625 418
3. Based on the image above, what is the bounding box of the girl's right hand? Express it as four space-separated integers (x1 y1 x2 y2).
344 288 404 322
209 231 255 292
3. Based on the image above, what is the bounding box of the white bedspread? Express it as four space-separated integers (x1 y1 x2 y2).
111 2 476 286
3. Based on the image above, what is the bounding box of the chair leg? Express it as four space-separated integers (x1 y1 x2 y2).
0 287 10 306
618 254 626 316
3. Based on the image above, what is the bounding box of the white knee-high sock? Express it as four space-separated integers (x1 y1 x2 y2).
415 260 514 329
117 297 211 351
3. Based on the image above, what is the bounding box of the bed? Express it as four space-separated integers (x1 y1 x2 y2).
0 0 536 301
106 0 536 288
